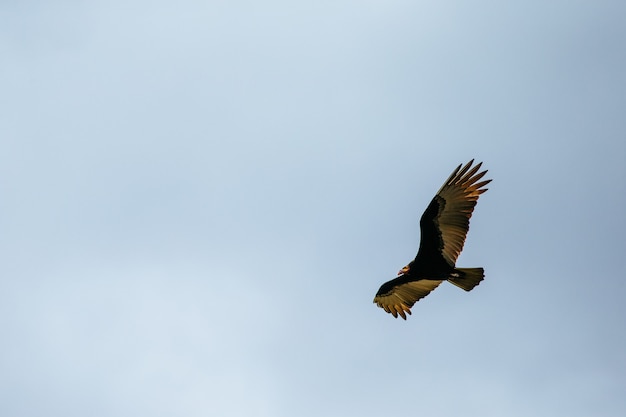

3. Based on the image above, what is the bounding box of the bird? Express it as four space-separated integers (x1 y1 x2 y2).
373 160 491 319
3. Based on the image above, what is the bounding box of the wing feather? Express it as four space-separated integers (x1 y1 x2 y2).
418 160 491 267
373 280 443 319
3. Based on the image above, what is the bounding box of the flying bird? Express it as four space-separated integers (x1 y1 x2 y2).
373 160 491 319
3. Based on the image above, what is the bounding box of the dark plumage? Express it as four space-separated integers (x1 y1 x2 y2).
373 160 491 319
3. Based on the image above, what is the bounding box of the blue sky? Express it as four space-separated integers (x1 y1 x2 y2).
1 1 625 416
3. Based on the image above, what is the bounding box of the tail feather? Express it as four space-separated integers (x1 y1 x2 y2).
448 268 484 291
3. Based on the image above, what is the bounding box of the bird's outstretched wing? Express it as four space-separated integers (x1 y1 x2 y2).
373 278 443 319
414 160 491 270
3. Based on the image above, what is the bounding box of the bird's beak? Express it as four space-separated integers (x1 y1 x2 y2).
398 265 410 276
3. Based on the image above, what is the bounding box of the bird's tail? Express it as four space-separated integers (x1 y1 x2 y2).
448 268 484 292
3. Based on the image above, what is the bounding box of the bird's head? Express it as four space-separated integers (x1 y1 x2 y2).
398 264 411 276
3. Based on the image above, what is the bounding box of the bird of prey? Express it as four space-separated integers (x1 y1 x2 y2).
373 160 491 319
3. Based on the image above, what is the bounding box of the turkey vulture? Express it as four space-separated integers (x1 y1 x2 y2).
373 160 491 319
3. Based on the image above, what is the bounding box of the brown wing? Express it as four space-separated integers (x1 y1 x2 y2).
373 279 443 319
415 160 491 268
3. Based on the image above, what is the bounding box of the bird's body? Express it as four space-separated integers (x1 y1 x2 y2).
373 160 491 319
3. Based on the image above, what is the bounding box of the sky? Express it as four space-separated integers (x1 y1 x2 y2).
1 1 625 416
